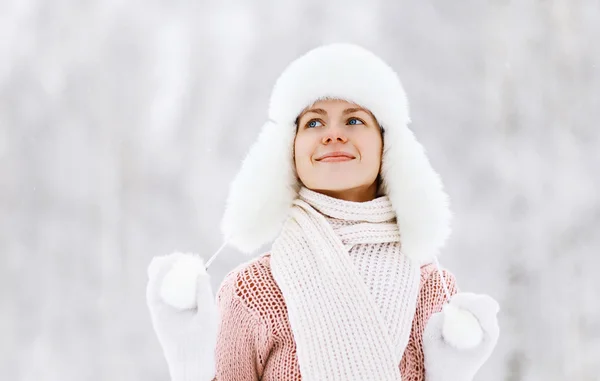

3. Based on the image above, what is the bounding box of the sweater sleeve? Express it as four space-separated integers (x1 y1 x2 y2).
400 264 459 381
212 270 271 381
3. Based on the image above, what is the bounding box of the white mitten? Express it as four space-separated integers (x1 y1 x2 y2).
146 252 218 381
423 292 500 381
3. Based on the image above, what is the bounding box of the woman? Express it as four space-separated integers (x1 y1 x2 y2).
146 43 500 381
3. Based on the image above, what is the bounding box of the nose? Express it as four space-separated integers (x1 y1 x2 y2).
321 123 348 144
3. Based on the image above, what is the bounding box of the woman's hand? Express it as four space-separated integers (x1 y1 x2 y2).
146 252 219 381
422 292 500 381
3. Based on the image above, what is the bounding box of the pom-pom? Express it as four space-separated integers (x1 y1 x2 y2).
159 253 206 310
441 303 484 350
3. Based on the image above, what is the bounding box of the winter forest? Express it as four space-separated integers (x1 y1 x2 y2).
1 0 599 380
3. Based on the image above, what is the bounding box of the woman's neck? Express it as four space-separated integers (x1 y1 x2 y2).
312 182 379 202
298 185 396 223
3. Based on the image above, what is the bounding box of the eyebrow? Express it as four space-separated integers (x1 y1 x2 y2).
342 107 368 115
301 108 327 116
299 107 369 119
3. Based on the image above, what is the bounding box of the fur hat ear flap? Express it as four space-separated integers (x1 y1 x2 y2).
220 120 299 254
380 126 452 264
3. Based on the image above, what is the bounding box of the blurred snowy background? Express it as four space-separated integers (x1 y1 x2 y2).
1 0 599 380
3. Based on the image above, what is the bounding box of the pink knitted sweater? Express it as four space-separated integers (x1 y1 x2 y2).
212 252 458 380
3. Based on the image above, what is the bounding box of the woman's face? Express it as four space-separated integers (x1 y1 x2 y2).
294 99 383 202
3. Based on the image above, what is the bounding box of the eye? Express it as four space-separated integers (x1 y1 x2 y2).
348 117 364 125
306 119 323 128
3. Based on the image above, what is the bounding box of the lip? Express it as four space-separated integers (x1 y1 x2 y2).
315 151 356 162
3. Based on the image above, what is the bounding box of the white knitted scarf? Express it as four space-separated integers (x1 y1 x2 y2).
270 187 422 380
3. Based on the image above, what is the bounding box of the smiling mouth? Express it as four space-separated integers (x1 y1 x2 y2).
318 156 354 162
316 151 356 162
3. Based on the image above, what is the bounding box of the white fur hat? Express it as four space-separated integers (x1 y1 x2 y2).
219 43 451 264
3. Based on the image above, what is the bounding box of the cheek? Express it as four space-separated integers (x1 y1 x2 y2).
294 134 313 163
358 132 383 165
294 135 316 184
